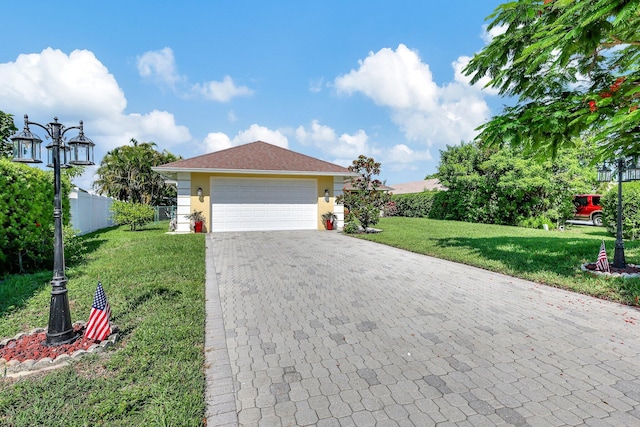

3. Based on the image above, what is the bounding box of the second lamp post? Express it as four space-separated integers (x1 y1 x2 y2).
597 157 640 269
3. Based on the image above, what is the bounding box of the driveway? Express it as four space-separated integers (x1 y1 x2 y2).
204 231 640 426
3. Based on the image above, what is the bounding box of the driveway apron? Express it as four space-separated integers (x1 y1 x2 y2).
204 231 640 426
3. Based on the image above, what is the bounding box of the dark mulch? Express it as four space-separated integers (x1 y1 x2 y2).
583 263 640 275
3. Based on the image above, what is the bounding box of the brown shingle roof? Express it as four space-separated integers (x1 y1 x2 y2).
389 179 446 194
155 141 353 175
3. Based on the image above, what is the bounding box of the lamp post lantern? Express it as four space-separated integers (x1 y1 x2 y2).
10 115 95 345
597 157 640 269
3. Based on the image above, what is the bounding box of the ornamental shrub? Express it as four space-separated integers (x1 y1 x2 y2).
110 200 154 231
602 182 640 241
0 158 72 274
517 215 555 230
391 192 437 217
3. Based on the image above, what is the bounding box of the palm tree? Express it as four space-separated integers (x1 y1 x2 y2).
94 138 180 205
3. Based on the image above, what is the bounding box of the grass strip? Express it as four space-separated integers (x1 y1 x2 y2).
357 217 640 305
0 223 206 426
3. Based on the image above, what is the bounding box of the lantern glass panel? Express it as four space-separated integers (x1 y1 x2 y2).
11 132 42 163
626 168 640 182
597 167 612 182
46 143 54 168
68 135 95 166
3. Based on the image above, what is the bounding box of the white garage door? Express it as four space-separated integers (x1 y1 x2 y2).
211 177 318 231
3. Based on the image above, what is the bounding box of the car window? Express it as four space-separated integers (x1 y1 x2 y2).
592 196 601 206
575 196 588 206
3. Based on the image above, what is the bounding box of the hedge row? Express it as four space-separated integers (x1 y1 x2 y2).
389 191 439 217
0 158 71 275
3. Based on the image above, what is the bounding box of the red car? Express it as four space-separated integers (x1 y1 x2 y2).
573 194 603 226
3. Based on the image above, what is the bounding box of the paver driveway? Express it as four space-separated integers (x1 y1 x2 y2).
204 231 640 426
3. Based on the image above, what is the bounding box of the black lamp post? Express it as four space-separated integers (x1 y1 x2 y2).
597 157 640 269
10 115 94 345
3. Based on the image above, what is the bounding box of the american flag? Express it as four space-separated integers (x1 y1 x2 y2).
595 240 610 273
85 282 112 341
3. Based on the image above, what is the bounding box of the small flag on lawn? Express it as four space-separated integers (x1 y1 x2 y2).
595 240 610 273
85 282 112 341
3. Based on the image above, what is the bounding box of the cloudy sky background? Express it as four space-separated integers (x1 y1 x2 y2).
0 1 506 190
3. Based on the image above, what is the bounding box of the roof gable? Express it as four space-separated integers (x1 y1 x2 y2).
155 141 351 174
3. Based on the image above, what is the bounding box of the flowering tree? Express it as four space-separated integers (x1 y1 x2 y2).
464 0 639 159
337 155 391 232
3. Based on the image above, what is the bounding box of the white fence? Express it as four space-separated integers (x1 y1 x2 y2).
69 188 115 235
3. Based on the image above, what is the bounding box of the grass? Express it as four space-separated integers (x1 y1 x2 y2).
358 217 640 305
0 222 206 426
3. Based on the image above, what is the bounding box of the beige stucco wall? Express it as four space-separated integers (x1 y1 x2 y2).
316 176 335 230
188 172 341 231
189 173 211 232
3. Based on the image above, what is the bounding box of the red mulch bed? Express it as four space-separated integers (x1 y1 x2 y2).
0 325 101 363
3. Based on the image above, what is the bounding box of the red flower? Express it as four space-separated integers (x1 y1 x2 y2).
588 100 597 112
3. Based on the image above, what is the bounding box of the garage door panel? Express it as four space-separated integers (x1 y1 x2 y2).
211 178 317 231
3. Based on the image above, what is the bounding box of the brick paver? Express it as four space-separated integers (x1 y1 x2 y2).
204 231 640 426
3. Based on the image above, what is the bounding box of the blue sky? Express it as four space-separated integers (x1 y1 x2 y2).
0 1 507 190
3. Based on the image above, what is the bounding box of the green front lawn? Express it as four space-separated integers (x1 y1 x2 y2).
358 217 640 305
0 223 206 426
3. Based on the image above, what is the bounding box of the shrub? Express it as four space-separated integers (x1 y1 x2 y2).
391 192 437 217
0 159 72 274
342 212 361 234
518 215 555 230
602 182 640 240
110 201 154 231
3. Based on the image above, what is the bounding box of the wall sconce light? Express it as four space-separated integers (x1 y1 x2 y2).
197 187 203 197
324 189 330 202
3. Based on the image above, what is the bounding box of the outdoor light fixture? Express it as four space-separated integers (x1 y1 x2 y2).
596 157 640 268
324 189 330 202
10 115 95 345
597 163 612 182
197 187 203 197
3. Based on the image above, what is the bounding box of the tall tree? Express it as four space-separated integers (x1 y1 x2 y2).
337 155 391 232
94 138 181 205
464 0 639 159
0 110 18 159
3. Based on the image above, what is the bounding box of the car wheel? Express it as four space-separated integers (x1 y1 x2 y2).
593 213 603 226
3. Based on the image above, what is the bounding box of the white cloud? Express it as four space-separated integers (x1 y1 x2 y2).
334 44 491 150
138 47 253 102
0 48 126 119
192 75 253 102
203 124 288 153
309 77 324 93
295 120 337 145
335 44 439 111
293 119 431 172
136 47 183 88
203 132 233 152
452 55 499 96
0 48 193 188
481 24 508 44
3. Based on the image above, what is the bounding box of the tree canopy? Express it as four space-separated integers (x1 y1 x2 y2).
94 139 181 206
337 155 391 232
465 0 639 159
0 110 17 159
